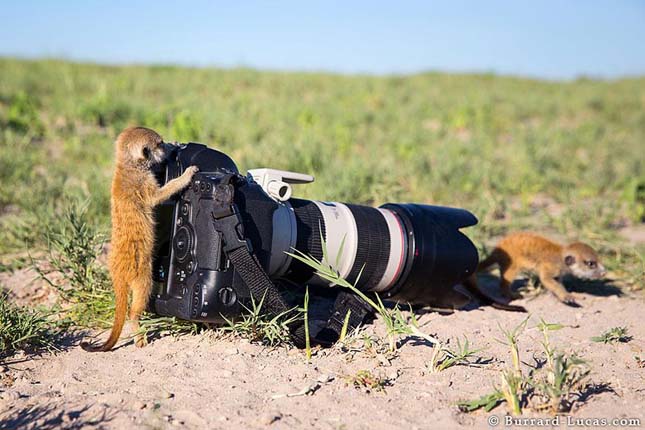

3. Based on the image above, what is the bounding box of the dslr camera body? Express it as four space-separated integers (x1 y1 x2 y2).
152 143 480 326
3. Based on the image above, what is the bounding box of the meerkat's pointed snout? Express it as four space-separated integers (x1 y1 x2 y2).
599 265 607 277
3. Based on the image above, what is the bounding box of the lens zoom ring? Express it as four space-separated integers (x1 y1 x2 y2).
345 205 390 291
289 199 326 282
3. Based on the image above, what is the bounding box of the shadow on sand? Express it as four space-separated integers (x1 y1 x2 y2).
454 273 623 312
0 403 114 430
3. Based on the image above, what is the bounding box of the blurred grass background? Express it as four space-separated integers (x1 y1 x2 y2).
0 58 643 286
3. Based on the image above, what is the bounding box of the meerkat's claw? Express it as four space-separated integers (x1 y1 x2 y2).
562 295 581 307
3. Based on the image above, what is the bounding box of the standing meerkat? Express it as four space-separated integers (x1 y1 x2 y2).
82 127 198 352
463 232 606 307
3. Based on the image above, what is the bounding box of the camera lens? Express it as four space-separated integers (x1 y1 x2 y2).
274 199 478 302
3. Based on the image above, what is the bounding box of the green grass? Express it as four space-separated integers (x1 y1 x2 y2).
427 336 487 373
0 292 58 357
459 318 599 415
0 57 642 284
32 200 113 328
221 291 300 347
591 326 632 344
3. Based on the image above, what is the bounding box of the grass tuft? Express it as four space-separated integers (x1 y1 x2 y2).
32 200 113 328
0 292 58 357
428 336 488 373
345 370 390 393
221 291 299 347
591 326 632 344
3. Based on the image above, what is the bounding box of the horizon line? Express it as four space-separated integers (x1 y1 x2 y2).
2 54 645 83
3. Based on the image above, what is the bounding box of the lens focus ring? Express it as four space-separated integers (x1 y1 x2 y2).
345 204 391 291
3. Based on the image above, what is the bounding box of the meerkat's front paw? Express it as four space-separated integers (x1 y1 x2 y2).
179 165 199 186
184 165 199 177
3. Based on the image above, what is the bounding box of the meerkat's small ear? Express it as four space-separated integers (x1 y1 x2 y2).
564 255 575 266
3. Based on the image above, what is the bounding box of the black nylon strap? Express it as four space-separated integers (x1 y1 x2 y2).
327 291 372 335
312 290 373 347
288 289 375 348
209 185 291 318
225 245 291 316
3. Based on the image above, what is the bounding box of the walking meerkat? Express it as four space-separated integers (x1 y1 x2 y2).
463 232 606 307
82 127 198 352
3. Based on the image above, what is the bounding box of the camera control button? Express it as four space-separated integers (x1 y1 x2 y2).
175 269 187 282
218 287 237 306
173 226 193 262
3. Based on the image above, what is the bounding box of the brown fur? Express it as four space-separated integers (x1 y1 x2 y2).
82 127 198 352
464 232 606 307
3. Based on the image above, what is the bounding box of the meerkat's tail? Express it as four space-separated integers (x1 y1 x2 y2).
476 248 503 272
81 281 129 352
462 274 527 313
477 248 510 272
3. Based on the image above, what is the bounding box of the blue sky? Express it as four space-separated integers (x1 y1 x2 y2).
1 0 644 79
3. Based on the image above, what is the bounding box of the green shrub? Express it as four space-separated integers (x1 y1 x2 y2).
0 292 57 357
6 91 44 136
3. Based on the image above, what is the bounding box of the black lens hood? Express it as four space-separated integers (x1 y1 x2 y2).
380 203 479 305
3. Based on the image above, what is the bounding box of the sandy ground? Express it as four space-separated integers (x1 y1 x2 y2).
1 268 644 430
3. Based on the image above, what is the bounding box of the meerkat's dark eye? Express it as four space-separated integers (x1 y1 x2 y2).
142 147 151 159
585 260 597 268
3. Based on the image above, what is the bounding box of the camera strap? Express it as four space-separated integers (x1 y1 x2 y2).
314 291 373 347
213 229 293 321
210 174 293 319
